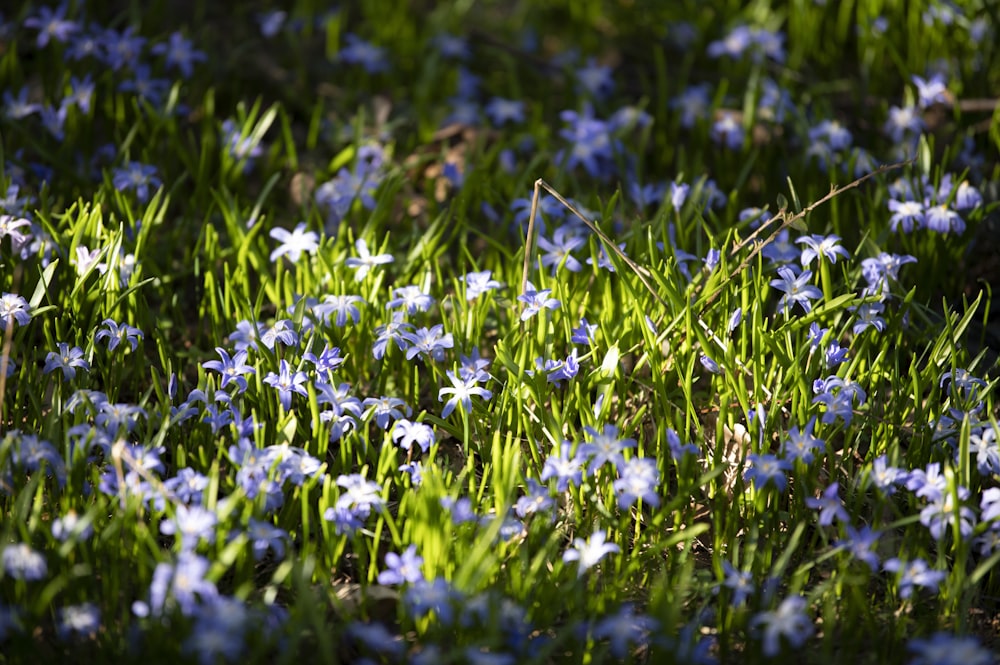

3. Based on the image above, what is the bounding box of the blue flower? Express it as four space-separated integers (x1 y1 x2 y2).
51 510 93 542
117 65 171 106
541 441 586 491
3 87 40 119
262 359 309 411
940 367 987 403
303 344 344 377
770 266 822 314
2 543 47 581
484 97 526 126
392 419 435 453
721 561 755 606
339 33 390 73
808 119 852 152
750 596 813 657
333 474 383 520
378 544 424 586
269 222 319 263
94 318 143 352
535 348 580 387
592 604 658 659
159 504 218 551
920 489 975 541
432 33 470 60
883 105 925 143
796 234 851 266
256 11 286 37
726 308 743 335
555 105 618 179
459 349 491 383
907 633 993 665
835 526 881 572
24 4 78 48
164 468 209 505
56 602 100 641
183 598 252 664
405 578 459 625
43 343 90 380
372 313 413 360
314 295 364 328
514 479 555 519
970 427 1000 476
517 281 561 320
869 455 907 495
387 286 435 314
40 104 67 139
202 347 255 392
758 77 793 123
0 292 31 330
461 270 504 300
150 31 207 79
438 370 492 418
672 83 712 128
221 119 264 166
243 519 288 561
99 25 146 71
699 354 723 375
345 239 393 280
782 417 825 463
812 389 855 425
954 180 983 210
229 320 264 352
571 318 598 345
824 341 849 368
905 462 947 502
440 496 478 524
112 162 161 203
538 226 585 274
666 428 700 461
574 58 615 100
761 229 800 264
562 530 619 577
139 553 218 617
924 204 964 233
805 483 849 526
402 324 454 362
711 111 744 150
707 24 755 59
883 558 946 599
316 382 362 440
912 73 949 108
850 302 886 335
260 319 299 348
362 396 411 429
613 457 660 508
9 432 65 485
744 454 792 492
579 425 635 473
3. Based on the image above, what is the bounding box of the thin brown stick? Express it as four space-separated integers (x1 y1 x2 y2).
707 159 912 315
520 179 542 298
729 159 911 261
0 312 12 427
534 179 669 310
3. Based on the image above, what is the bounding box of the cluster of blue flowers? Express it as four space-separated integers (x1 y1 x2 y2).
0 2 999 664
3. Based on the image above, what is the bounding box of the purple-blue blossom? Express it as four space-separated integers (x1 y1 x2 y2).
262 359 309 411
562 530 619 577
770 266 822 314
